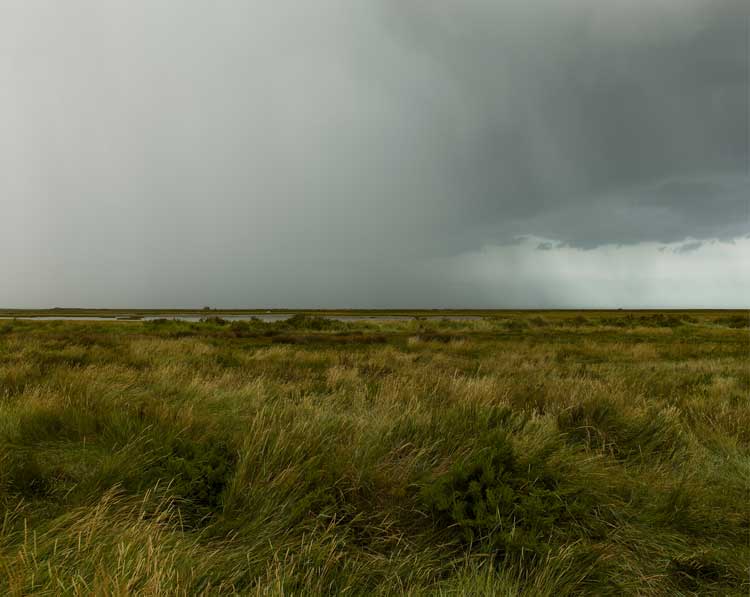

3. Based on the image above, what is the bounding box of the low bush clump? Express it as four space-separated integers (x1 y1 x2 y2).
282 314 344 331
420 431 592 563
200 316 229 325
144 436 237 524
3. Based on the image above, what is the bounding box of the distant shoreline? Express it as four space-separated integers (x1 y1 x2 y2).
0 307 747 321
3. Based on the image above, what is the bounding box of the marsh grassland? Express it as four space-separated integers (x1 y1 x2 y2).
0 312 748 595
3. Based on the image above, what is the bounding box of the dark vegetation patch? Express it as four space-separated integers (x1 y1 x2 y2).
200 316 229 325
419 431 600 563
209 350 242 368
713 313 749 329
562 315 591 327
146 315 361 340
498 319 530 331
143 436 237 525
668 552 738 592
271 333 387 345
1 450 52 498
146 318 171 325
412 333 468 343
528 316 550 327
7 407 238 528
598 313 693 328
282 314 347 331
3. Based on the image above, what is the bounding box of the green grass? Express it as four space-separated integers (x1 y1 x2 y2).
0 312 748 595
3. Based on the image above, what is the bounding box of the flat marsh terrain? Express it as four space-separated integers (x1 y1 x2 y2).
0 311 748 595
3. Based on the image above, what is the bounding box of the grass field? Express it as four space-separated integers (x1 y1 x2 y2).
0 311 748 595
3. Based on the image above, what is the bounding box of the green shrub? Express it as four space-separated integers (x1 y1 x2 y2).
420 431 583 562
282 314 343 331
11 404 238 519
228 320 252 336
200 316 228 325
146 318 170 325
149 437 237 521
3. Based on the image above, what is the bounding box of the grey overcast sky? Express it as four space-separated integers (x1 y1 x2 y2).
1 0 748 308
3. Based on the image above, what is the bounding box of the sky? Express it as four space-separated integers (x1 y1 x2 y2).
1 0 748 308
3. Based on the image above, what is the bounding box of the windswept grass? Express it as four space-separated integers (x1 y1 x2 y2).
0 312 748 595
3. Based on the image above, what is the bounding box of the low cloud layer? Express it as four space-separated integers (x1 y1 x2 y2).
1 0 747 307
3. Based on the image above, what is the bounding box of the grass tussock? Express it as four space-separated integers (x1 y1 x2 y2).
0 311 748 595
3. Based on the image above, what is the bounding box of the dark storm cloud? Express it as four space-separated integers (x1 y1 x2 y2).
379 0 748 248
0 0 747 307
